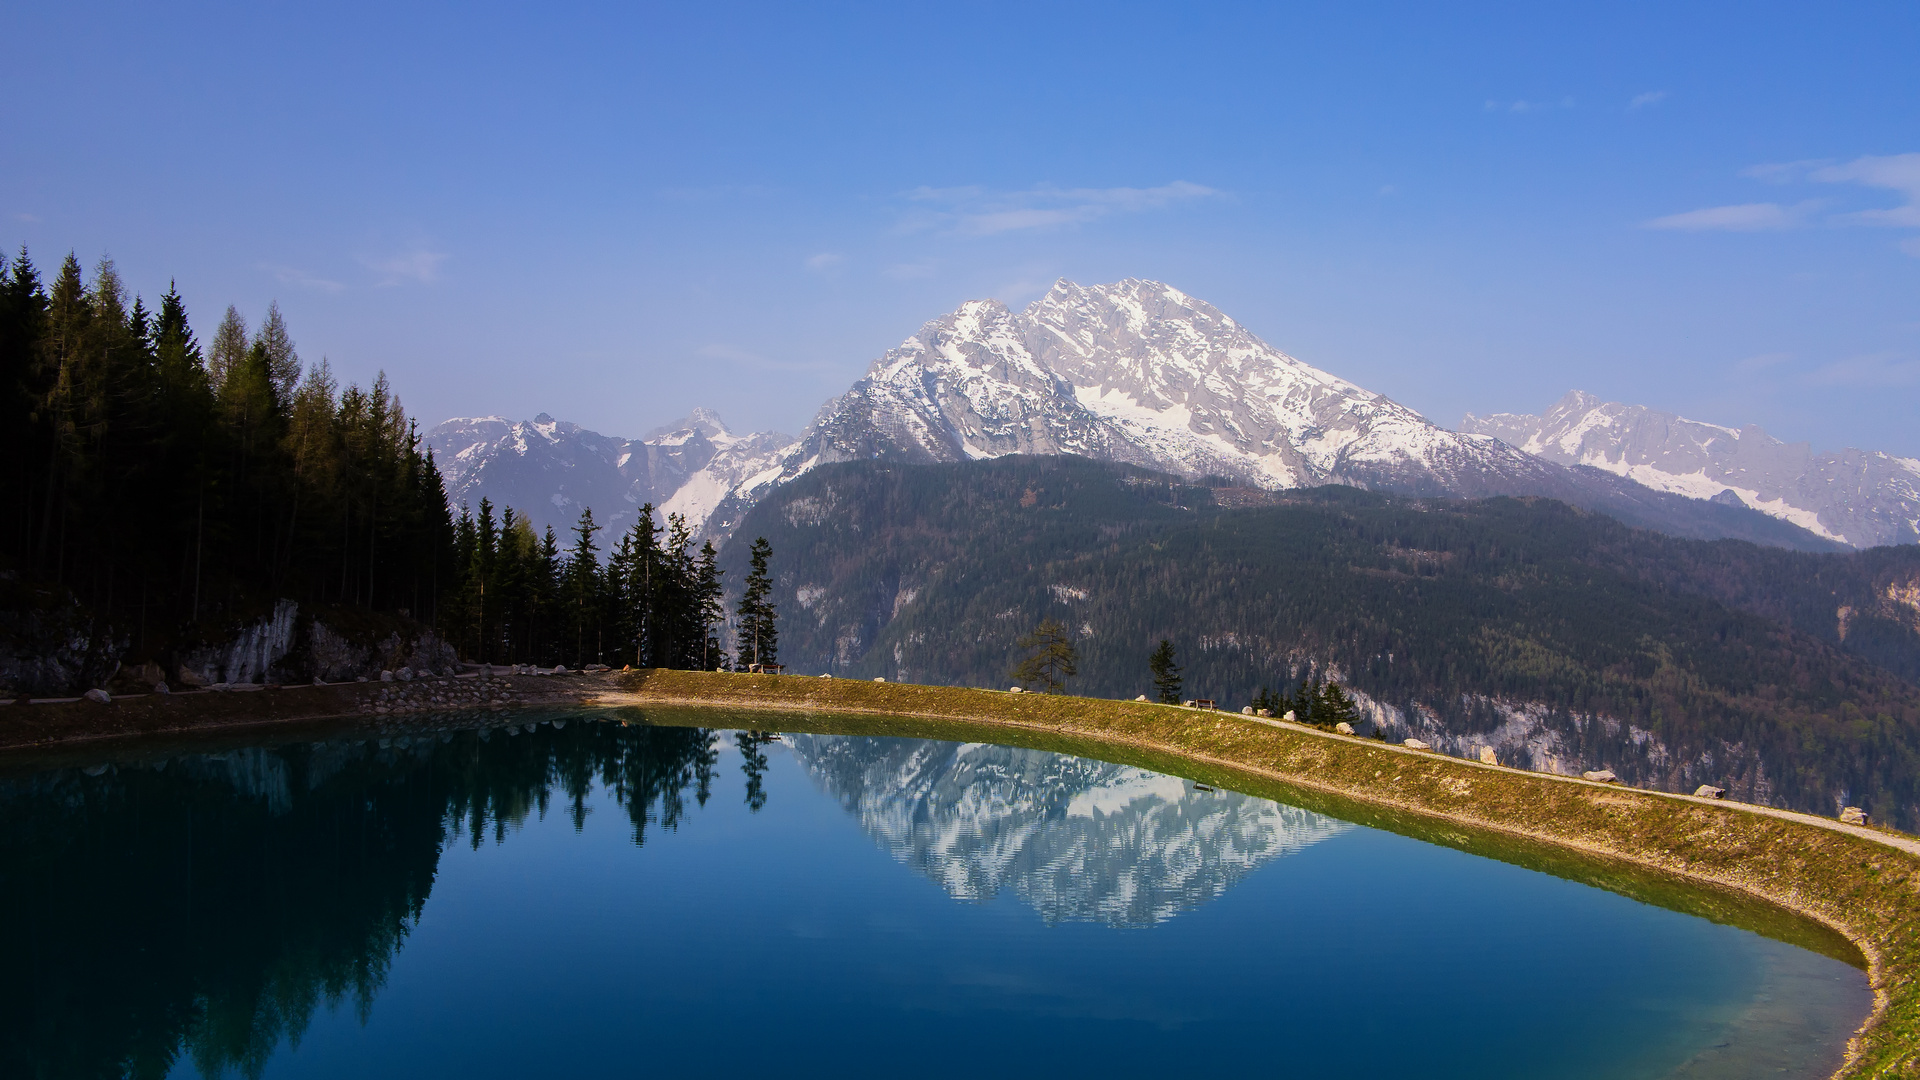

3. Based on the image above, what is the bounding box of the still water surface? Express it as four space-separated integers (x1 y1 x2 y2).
0 712 1870 1079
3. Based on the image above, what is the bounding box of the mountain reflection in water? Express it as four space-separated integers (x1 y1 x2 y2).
785 734 1350 926
0 716 718 1080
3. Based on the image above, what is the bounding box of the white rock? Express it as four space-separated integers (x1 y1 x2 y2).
1403 738 1431 751
1479 746 1498 765
1693 785 1726 799
83 688 110 704
1009 686 1023 693
1282 710 1296 721
1256 708 1271 718
820 673 832 679
1242 706 1255 715
1135 694 1150 702
874 677 886 683
1582 769 1619 784
1840 806 1870 825
1335 722 1355 735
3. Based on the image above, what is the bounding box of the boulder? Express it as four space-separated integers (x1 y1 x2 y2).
380 670 394 682
1008 686 1023 693
396 666 414 682
1334 722 1355 735
1135 694 1150 702
1693 785 1726 799
1242 706 1255 715
1403 738 1431 751
874 677 886 683
1255 709 1271 718
83 688 110 704
820 674 832 679
1282 711 1296 722
1582 769 1619 784
176 666 209 687
1479 746 1498 765
1840 806 1870 825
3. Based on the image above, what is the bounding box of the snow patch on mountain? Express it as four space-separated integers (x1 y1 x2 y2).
1464 390 1920 548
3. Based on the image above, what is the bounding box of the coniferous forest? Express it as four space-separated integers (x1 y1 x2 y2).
0 249 753 690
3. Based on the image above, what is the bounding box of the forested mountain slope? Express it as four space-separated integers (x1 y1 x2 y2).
722 456 1920 826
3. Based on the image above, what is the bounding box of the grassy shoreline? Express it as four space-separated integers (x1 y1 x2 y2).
6 667 1919 1077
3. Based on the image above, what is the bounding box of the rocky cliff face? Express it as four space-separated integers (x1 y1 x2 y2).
1464 391 1920 549
784 732 1349 926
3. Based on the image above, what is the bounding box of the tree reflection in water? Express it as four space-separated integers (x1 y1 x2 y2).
0 715 717 1080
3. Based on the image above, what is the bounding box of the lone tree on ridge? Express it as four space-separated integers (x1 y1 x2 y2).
1149 639 1182 704
1012 618 1078 693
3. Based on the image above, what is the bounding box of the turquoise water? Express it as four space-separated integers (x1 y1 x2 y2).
0 713 1869 1079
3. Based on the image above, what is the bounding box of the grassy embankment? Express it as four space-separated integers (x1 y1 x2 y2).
598 669 1920 1080
5 666 1919 1077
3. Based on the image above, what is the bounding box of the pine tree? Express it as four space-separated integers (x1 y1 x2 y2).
1149 639 1182 703
695 540 726 670
564 506 602 666
1318 682 1360 727
254 301 301 403
206 305 248 391
736 536 777 670
1012 618 1078 693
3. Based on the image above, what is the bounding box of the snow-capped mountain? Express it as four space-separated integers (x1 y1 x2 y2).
784 733 1348 926
427 408 794 537
699 279 1839 550
1463 391 1920 549
762 279 1559 496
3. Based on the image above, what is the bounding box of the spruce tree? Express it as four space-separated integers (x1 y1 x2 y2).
564 507 602 667
735 536 777 670
1148 639 1182 703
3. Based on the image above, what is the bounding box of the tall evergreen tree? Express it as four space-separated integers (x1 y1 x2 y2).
735 536 777 670
564 507 602 666
1149 639 1182 704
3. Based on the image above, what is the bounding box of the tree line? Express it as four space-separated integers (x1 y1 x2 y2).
0 246 778 681
440 496 779 671
1 249 456 668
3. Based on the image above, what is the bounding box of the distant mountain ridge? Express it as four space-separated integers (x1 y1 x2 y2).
429 280 1870 552
427 408 793 536
1464 391 1920 549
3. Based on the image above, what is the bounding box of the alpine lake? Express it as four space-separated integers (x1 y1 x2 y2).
0 707 1873 1080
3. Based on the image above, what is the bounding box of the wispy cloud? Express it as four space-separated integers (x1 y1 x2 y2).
1483 97 1574 114
900 181 1221 236
261 263 346 293
360 248 447 286
1643 202 1811 232
1811 153 1920 228
804 252 845 272
1806 351 1920 387
1629 90 1668 110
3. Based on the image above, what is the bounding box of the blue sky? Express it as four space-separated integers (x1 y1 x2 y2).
5 2 1918 455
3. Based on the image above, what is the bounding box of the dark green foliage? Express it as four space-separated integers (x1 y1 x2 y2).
0 249 456 686
727 455 1920 826
1011 617 1078 692
1150 638 1182 703
735 536 776 669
